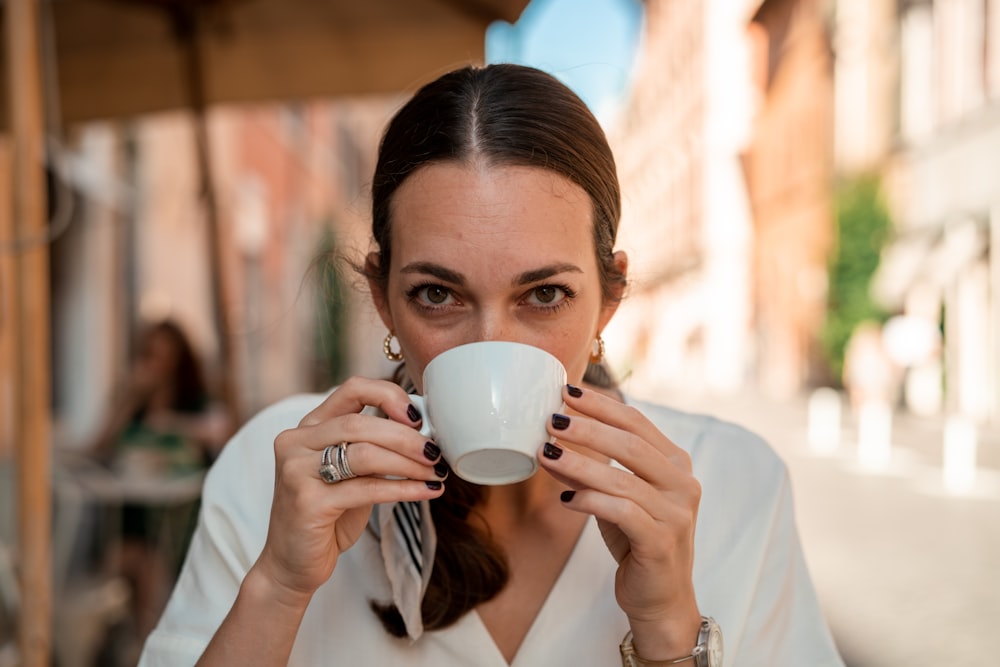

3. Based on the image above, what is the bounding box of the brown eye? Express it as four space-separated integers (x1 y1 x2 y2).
534 286 558 303
426 286 450 304
407 284 457 309
524 284 572 308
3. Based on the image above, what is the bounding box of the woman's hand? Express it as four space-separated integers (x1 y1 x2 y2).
537 385 703 660
251 377 446 606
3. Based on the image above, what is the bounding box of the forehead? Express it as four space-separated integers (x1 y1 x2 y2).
388 162 595 269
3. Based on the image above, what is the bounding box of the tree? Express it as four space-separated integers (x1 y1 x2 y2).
821 174 892 382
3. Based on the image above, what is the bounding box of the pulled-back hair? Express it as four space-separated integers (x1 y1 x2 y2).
365 63 625 636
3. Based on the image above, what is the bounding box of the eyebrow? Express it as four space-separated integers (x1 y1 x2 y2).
398 261 583 287
513 263 583 286
400 262 466 285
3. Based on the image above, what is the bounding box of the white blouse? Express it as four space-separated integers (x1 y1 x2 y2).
139 393 844 667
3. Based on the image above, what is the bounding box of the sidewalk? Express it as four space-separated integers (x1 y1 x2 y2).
649 387 1000 667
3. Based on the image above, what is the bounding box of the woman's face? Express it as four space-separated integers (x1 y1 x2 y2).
370 162 626 391
139 331 180 382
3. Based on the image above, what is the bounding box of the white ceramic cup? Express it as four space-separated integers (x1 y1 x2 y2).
409 341 567 485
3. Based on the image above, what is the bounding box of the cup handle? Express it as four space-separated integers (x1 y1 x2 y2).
409 395 434 439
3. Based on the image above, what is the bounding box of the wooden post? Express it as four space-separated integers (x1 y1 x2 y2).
174 5 241 426
991 205 1000 423
5 0 52 664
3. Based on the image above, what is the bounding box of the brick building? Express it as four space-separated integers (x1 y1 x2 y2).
743 0 835 395
869 0 1000 421
608 0 757 397
608 0 833 399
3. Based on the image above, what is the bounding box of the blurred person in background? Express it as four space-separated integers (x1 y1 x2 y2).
89 318 233 643
140 65 843 666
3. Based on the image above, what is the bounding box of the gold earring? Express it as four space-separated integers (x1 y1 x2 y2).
590 335 606 364
383 331 404 362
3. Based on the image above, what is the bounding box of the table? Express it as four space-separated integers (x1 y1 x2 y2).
51 451 206 667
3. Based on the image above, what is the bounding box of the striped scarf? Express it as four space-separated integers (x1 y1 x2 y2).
371 500 437 640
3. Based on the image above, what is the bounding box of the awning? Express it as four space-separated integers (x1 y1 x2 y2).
1 0 529 129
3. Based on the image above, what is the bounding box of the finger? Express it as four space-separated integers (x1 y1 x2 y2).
314 471 447 505
546 411 685 489
539 442 669 518
275 471 445 538
299 376 423 429
540 446 700 563
278 411 441 467
275 452 446 507
549 385 692 473
561 486 696 567
538 461 583 491
302 441 449 482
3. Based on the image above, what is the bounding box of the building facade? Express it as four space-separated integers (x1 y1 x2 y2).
744 0 835 395
608 0 757 398
871 0 1000 421
608 0 834 400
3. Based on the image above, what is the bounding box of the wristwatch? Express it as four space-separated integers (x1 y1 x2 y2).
620 617 723 666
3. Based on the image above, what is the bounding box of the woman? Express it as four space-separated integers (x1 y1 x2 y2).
91 319 232 642
140 65 843 666
92 320 230 473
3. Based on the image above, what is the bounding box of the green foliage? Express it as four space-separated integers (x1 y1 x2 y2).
313 225 349 388
821 174 891 382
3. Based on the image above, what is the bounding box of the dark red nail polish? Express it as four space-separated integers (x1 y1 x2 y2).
426 481 442 490
423 442 441 461
566 384 583 398
560 490 576 502
433 461 449 478
407 404 422 422
543 442 563 459
552 414 571 430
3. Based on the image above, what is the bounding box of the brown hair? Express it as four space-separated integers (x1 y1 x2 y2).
365 63 625 636
136 319 209 415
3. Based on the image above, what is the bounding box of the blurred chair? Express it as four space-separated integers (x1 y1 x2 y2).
52 452 131 667
0 541 19 667
0 454 19 667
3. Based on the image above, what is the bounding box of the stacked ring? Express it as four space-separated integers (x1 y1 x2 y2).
336 441 355 479
318 442 356 484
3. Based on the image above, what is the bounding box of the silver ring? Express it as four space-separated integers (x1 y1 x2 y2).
318 442 356 484
336 442 356 480
318 462 342 484
319 444 342 484
321 445 334 467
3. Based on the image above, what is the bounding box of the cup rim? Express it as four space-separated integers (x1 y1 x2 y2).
424 340 564 369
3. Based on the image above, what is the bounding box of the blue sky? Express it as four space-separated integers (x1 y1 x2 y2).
485 0 644 121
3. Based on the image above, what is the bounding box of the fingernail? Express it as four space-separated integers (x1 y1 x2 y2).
566 384 583 398
433 461 449 478
423 442 441 461
407 404 422 422
425 481 442 490
551 414 571 430
560 490 576 502
543 442 563 460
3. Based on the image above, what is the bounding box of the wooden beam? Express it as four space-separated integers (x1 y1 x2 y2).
54 22 489 125
180 13 242 427
5 0 52 664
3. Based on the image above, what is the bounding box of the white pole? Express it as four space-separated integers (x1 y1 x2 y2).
857 401 893 471
808 387 842 454
990 204 1000 422
943 415 978 494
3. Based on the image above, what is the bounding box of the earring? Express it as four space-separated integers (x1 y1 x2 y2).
590 335 606 364
383 331 404 362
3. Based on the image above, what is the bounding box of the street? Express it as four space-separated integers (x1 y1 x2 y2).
646 387 1000 667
